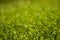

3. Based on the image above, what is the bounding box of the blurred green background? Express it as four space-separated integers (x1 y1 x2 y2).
0 0 60 40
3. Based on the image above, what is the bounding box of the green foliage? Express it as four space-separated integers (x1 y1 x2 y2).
0 0 60 40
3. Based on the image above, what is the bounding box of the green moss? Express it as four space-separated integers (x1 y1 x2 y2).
0 0 60 40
